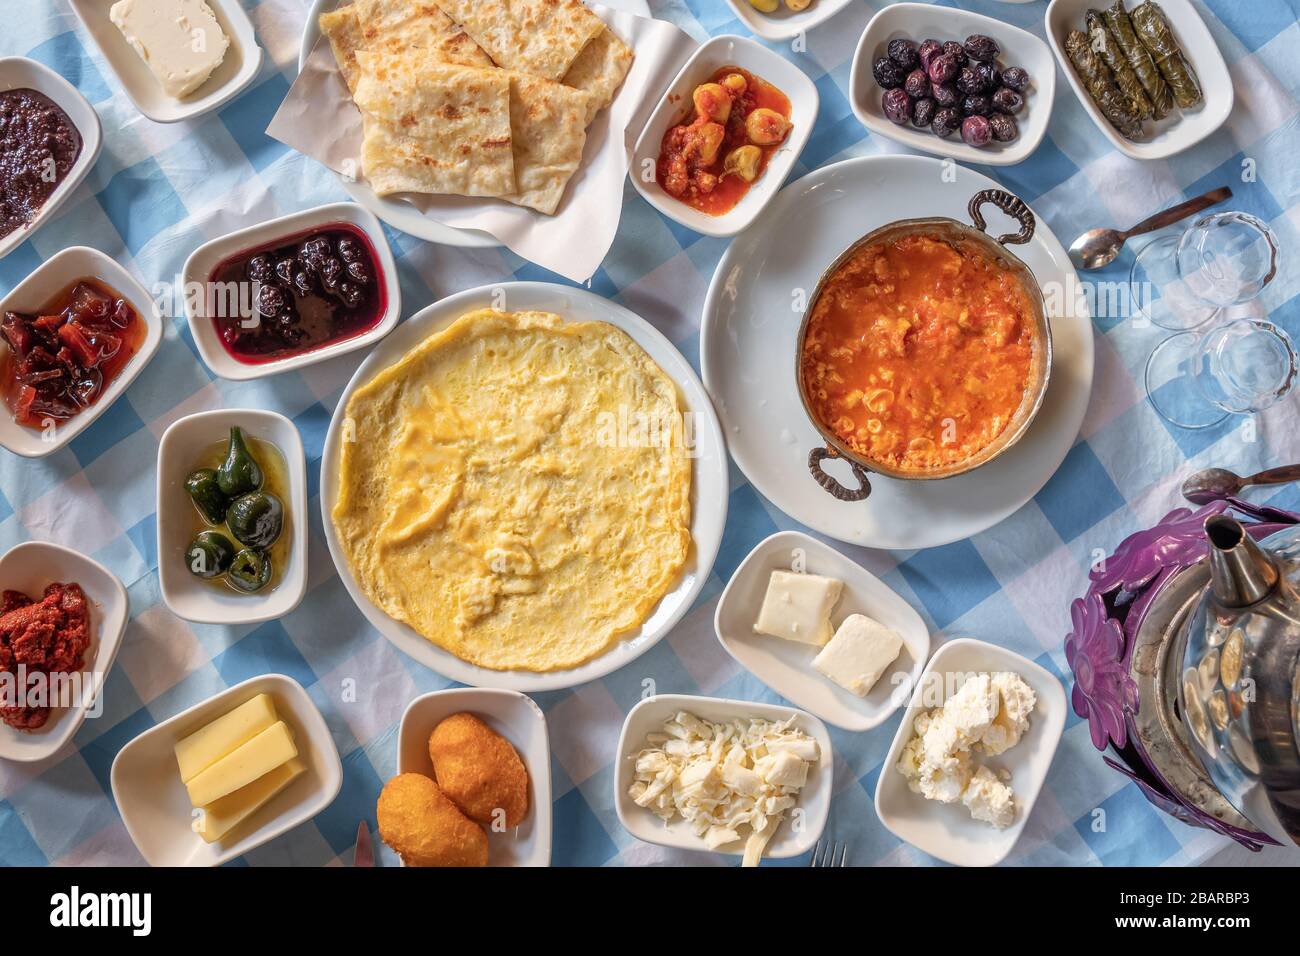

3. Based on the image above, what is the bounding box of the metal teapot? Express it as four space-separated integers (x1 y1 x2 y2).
1180 514 1300 846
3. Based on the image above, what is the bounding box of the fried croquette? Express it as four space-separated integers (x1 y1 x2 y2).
428 712 530 829
376 772 488 867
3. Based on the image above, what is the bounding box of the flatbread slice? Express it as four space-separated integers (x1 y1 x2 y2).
431 0 605 81
354 52 515 198
502 73 592 214
562 26 633 125
320 0 493 93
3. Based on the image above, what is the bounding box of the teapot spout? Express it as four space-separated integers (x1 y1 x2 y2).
1205 515 1280 608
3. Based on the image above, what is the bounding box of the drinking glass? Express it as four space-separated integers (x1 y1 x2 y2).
1145 318 1298 429
1130 212 1280 331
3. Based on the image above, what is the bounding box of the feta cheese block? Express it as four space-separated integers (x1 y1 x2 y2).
110 0 231 99
174 693 278 783
753 570 843 646
195 757 306 843
812 613 903 697
185 720 297 807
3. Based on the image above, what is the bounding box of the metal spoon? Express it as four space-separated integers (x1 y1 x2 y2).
1182 464 1300 505
1068 186 1232 271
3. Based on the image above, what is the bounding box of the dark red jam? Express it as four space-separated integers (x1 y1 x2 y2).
0 89 83 241
0 279 145 427
209 223 386 364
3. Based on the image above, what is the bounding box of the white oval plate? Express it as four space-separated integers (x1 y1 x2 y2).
320 281 728 691
397 688 552 867
874 638 1066 867
714 530 930 731
1045 0 1232 161
700 154 1094 551
848 3 1056 167
613 694 831 861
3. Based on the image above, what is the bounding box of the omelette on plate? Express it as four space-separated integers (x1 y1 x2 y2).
332 309 692 672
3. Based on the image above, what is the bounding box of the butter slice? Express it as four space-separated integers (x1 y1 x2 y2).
753 570 843 646
812 613 903 697
110 0 230 99
195 757 306 844
186 720 297 807
174 693 278 783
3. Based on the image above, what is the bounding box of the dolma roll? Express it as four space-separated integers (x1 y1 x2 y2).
1085 8 1153 119
1103 0 1173 118
1131 0 1202 108
1065 29 1144 139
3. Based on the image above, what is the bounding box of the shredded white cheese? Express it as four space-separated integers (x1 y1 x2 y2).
627 711 819 866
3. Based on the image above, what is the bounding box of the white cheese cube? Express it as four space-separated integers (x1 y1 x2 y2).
111 0 230 100
811 613 903 697
753 570 843 646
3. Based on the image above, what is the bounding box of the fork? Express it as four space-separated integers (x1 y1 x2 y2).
809 838 848 867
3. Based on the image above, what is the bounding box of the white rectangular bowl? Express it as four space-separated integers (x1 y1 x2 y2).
0 58 103 259
874 638 1066 867
1045 0 1232 160
631 34 819 238
182 202 400 380
614 694 832 862
0 542 129 763
715 530 930 731
110 673 342 866
0 246 162 458
724 0 857 42
68 0 262 124
849 2 1056 166
397 688 552 867
156 408 308 625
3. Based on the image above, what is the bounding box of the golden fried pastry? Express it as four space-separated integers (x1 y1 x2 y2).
376 772 488 867
428 713 530 829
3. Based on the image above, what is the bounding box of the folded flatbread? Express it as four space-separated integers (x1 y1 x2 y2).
562 26 633 125
430 0 605 80
320 0 492 92
354 52 515 198
502 73 592 213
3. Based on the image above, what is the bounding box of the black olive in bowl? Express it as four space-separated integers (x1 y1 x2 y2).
960 115 993 147
931 82 959 108
918 39 942 72
992 88 1025 115
963 34 999 62
927 52 959 85
962 94 993 117
904 69 929 99
1000 67 1030 92
873 56 905 89
933 107 963 138
912 98 936 128
941 41 967 66
989 113 1019 143
882 88 913 125
887 38 919 70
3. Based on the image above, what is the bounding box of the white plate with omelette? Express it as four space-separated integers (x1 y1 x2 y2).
320 281 727 691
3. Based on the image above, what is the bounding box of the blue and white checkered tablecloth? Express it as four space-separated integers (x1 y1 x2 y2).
1 0 1297 867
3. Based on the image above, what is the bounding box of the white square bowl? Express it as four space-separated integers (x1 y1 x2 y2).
630 34 819 238
723 0 857 42
614 694 832 862
156 408 308 625
0 246 163 458
110 673 343 866
0 58 103 260
1045 0 1232 160
874 638 1066 867
68 0 262 124
397 688 552 867
849 2 1056 166
715 530 931 732
181 202 400 381
0 542 128 763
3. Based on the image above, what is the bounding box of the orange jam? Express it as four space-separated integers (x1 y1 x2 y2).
799 233 1037 473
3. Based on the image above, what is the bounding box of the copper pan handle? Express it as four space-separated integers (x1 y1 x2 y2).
808 448 872 502
968 189 1035 246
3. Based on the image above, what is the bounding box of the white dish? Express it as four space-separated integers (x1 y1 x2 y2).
874 638 1066 867
613 694 832 861
111 674 343 867
319 281 728 692
182 202 400 381
1045 0 1232 160
723 0 857 43
630 34 818 238
397 688 552 867
0 58 103 260
69 0 262 124
700 154 1094 550
0 542 128 763
156 409 308 625
298 0 497 249
849 3 1055 166
0 246 163 459
715 531 930 731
